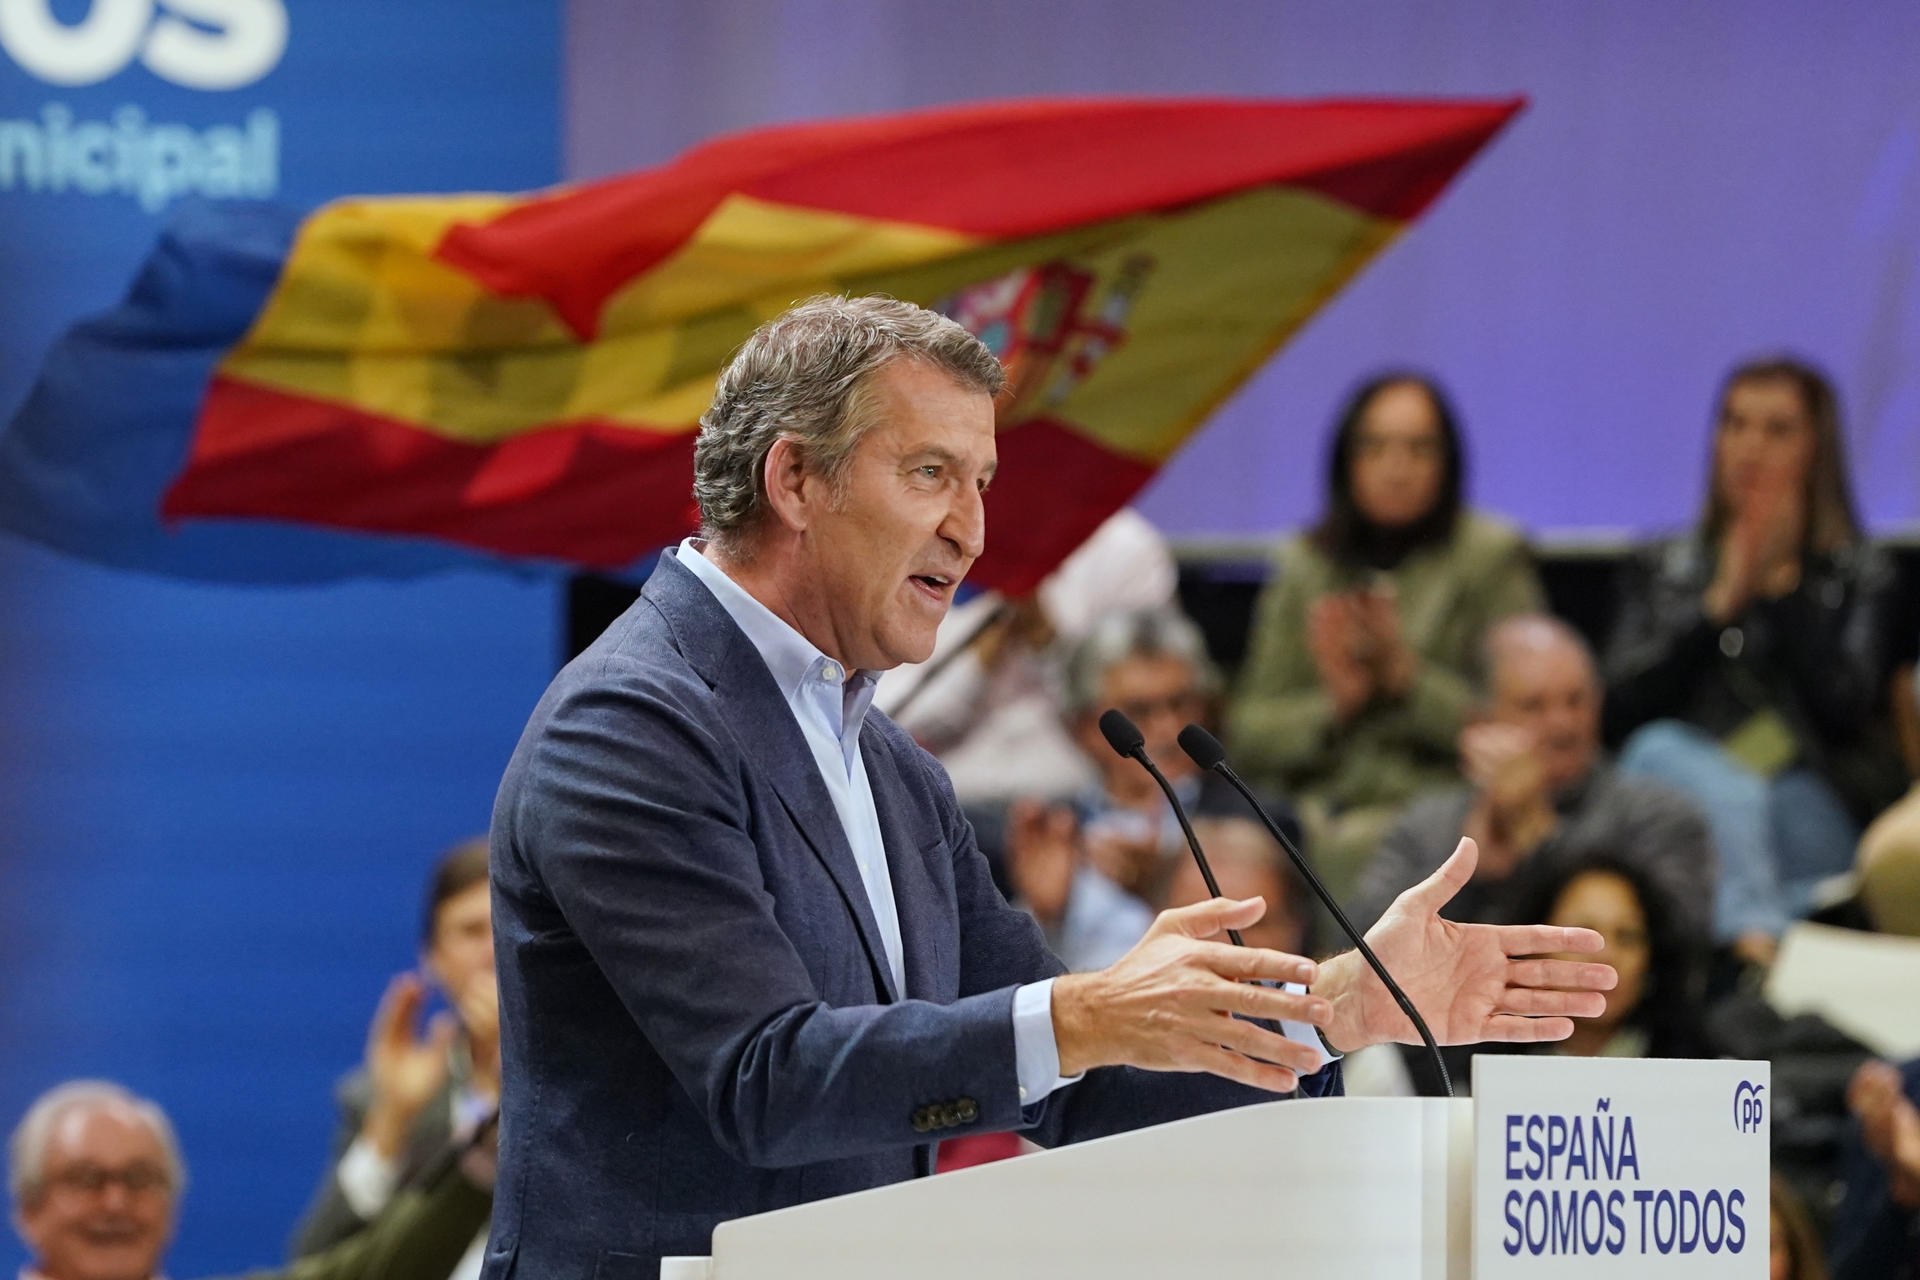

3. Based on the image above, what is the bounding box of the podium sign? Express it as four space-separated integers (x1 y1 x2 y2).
1472 1057 1769 1276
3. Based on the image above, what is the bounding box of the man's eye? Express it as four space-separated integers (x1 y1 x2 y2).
917 465 941 478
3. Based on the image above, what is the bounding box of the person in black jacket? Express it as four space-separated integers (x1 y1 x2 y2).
1604 356 1900 967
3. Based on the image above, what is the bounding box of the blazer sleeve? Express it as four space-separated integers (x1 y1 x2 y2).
241 1151 490 1280
286 1076 376 1258
507 675 1040 1170
1229 540 1340 782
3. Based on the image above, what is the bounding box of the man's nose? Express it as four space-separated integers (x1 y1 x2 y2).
943 483 986 562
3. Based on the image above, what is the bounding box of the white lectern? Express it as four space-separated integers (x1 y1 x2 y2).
671 1097 1475 1280
663 1057 1769 1279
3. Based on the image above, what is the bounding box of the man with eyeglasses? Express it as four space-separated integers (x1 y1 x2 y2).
8 1079 494 1280
994 606 1307 968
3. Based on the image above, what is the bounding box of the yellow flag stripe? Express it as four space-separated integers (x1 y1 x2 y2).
219 186 1392 453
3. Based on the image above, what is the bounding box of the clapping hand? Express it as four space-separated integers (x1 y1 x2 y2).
1458 722 1556 876
1708 469 1805 620
1005 798 1080 928
1308 595 1374 720
452 970 502 1102
1351 585 1418 697
361 972 456 1160
1849 1060 1920 1209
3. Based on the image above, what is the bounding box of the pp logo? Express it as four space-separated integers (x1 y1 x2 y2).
0 0 286 90
1733 1080 1766 1134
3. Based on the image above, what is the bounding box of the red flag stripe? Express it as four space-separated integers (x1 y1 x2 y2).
163 378 1158 591
437 97 1522 339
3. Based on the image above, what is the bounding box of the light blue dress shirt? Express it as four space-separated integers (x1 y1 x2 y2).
678 542 1076 1107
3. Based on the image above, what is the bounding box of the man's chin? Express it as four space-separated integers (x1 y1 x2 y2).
67 1240 161 1280
876 627 941 671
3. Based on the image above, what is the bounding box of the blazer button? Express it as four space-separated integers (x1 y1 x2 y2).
956 1098 978 1123
911 1108 932 1133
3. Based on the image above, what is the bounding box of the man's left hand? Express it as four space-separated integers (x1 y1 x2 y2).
1316 837 1615 1052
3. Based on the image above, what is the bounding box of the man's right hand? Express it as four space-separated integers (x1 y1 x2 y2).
1049 897 1328 1092
361 972 455 1161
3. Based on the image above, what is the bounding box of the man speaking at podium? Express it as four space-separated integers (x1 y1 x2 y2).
483 296 1613 1279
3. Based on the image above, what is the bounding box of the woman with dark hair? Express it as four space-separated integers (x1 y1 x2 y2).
1510 854 1706 1060
1230 373 1544 904
1395 850 1706 1094
1605 357 1900 968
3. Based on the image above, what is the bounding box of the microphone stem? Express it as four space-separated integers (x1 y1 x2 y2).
1129 751 1243 948
1210 761 1453 1099
1131 749 1306 1097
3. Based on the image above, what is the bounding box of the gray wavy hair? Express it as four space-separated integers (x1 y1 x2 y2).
693 295 1005 558
8 1080 188 1206
1063 606 1223 720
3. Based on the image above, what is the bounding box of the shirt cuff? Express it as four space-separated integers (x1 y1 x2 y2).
1279 980 1339 1070
1012 978 1083 1108
334 1133 401 1219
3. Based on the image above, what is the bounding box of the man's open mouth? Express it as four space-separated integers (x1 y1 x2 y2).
909 573 953 599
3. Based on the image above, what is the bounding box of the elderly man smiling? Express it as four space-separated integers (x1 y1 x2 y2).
485 295 1615 1279
8 1080 492 1280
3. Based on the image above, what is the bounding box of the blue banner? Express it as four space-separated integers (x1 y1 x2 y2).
0 3 559 1275
2 0 559 433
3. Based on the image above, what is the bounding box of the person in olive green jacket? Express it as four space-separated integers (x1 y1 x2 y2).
1229 373 1544 909
9 1078 491 1280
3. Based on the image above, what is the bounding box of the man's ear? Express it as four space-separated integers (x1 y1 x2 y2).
760 437 814 535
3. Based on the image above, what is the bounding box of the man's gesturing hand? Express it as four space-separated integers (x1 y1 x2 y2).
1050 896 1330 1092
1316 837 1617 1053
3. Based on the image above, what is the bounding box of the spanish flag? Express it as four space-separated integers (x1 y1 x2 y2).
1 97 1521 588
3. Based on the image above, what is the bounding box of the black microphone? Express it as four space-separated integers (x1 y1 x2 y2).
1096 709 1243 947
1177 723 1455 1098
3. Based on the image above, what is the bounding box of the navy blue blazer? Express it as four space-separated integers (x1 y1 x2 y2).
482 549 1337 1279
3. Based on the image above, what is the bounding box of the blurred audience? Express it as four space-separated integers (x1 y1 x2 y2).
1516 855 1707 1060
7 1080 492 1280
1830 1058 1920 1280
984 605 1300 969
1158 816 1316 958
1231 372 1544 905
877 508 1178 805
1401 852 1706 1094
291 840 497 1275
1859 780 1920 938
1606 357 1901 956
1353 615 1717 942
1774 1173 1834 1280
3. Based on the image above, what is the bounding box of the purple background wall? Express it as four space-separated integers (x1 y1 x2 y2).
567 0 1920 543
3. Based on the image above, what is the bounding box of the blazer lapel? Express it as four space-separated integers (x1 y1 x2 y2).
643 551 901 1004
861 725 942 1003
